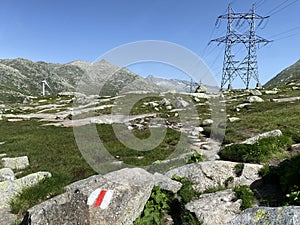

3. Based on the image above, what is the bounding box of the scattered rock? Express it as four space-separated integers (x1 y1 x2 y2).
0 172 52 209
186 189 241 225
225 206 300 225
166 105 172 110
0 153 7 158
195 85 207 93
228 117 240 122
270 96 300 103
249 89 262 96
161 98 171 106
241 129 282 145
26 168 154 225
291 86 300 90
0 168 15 181
245 96 264 103
175 98 189 108
165 161 262 192
202 119 214 126
1 156 30 170
264 90 278 95
154 172 182 193
149 102 159 108
235 103 251 109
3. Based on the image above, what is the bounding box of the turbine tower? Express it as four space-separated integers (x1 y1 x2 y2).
41 80 52 96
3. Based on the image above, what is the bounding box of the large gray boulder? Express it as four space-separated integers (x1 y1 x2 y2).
245 96 264 103
226 206 300 225
0 172 51 209
165 161 262 192
186 189 241 225
1 156 29 170
26 168 155 225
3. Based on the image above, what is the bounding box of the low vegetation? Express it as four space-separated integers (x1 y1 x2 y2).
234 185 255 210
219 136 292 163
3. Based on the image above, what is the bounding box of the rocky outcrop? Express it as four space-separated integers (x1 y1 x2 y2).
165 161 262 192
226 206 300 225
186 189 242 225
25 168 155 225
241 129 282 144
0 172 52 209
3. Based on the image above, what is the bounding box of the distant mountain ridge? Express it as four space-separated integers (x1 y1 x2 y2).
264 59 300 87
0 58 196 102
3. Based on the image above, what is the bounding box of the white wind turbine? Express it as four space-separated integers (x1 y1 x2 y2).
41 79 52 96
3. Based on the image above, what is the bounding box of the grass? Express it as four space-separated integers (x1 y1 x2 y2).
234 185 255 210
219 136 292 163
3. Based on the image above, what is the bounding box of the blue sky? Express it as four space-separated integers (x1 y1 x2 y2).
0 0 299 88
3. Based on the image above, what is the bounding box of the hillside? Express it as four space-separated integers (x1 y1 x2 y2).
0 58 163 102
264 59 300 87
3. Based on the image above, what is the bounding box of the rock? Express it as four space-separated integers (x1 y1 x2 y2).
26 168 154 225
186 189 241 225
264 90 278 95
225 206 300 225
175 98 189 108
0 207 17 225
165 161 262 192
245 96 264 103
194 126 204 132
292 86 300 90
202 119 214 126
195 85 207 93
249 89 262 96
270 96 300 103
1 156 29 170
235 103 251 109
241 129 282 145
0 153 7 158
0 172 51 209
127 125 134 131
166 105 172 110
154 172 182 193
0 168 15 181
228 117 240 122
161 98 171 106
149 102 159 108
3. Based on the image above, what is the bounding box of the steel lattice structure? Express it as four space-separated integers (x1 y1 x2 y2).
211 4 271 90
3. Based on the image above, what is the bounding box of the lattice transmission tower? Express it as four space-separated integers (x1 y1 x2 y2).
210 4 271 90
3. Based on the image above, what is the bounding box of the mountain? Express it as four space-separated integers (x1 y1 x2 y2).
264 59 300 87
145 75 197 93
0 58 162 102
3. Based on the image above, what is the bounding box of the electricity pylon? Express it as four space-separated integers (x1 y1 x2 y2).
210 4 271 90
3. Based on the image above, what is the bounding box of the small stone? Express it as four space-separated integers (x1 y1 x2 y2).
249 89 262 96
264 90 278 95
166 105 172 110
149 102 159 108
154 172 182 193
228 117 240 122
202 119 214 126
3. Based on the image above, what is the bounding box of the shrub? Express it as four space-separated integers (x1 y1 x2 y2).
219 136 292 163
234 185 255 210
186 151 203 164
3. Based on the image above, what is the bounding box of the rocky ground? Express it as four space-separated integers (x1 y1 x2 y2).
0 84 299 224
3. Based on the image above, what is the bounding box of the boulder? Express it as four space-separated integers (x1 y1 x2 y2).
0 172 51 209
241 129 282 145
0 168 15 181
161 98 171 106
235 103 251 109
0 207 17 225
270 96 300 103
245 96 264 103
1 156 29 170
175 98 189 108
264 90 278 95
154 172 182 193
249 89 262 96
202 119 214 126
186 189 241 225
165 161 262 192
26 168 155 225
225 206 300 225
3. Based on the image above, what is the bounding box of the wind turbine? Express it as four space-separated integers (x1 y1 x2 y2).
41 79 52 96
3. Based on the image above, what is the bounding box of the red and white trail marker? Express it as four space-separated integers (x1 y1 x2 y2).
87 189 114 209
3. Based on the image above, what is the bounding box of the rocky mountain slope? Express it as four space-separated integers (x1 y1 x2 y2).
264 59 300 87
0 58 163 102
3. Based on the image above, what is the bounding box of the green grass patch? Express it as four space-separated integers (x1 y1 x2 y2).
234 185 255 210
219 136 292 163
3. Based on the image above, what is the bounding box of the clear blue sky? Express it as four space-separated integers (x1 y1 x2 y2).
0 0 299 87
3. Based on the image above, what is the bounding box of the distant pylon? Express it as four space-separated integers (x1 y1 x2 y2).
210 4 272 90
